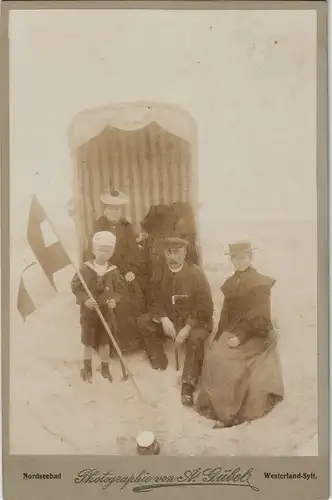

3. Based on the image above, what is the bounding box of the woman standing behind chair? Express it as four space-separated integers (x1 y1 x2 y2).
196 241 284 428
138 204 174 308
83 189 145 353
138 202 200 308
169 201 199 265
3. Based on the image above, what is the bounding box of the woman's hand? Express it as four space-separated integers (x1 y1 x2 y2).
228 336 241 348
107 299 116 309
125 272 136 283
206 333 217 349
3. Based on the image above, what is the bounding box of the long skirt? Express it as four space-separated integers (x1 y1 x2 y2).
196 331 284 426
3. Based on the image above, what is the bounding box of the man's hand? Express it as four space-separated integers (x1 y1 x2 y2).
125 272 135 283
107 299 116 309
161 317 176 340
228 335 241 348
84 298 98 310
206 333 217 349
175 325 191 345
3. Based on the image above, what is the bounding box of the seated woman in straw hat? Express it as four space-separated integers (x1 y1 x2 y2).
83 189 145 353
196 241 284 428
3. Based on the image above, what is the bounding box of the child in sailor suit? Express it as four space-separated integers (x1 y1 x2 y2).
71 231 125 382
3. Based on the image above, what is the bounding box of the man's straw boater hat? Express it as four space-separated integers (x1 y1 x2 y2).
225 241 257 256
161 237 189 250
100 189 129 206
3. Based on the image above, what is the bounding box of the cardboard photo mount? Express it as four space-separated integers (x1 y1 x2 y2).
1 2 329 500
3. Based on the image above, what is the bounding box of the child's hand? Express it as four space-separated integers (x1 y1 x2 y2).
84 298 98 310
107 299 116 309
125 272 136 283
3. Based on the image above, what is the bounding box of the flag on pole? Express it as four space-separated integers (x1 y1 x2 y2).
15 196 144 394
16 265 37 320
27 195 71 288
17 196 72 321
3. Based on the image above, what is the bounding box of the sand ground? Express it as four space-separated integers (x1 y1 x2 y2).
7 8 318 458
9 224 318 456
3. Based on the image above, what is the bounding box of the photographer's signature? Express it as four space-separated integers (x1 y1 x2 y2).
74 467 259 492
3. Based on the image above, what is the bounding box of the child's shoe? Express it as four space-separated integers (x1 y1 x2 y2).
80 359 92 382
101 362 113 382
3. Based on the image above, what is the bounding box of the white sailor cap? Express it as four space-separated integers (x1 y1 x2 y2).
92 231 116 249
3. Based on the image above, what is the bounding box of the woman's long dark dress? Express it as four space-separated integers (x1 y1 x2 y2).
196 267 284 426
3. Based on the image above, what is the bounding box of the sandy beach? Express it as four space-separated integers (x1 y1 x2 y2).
8 8 318 457
9 221 318 456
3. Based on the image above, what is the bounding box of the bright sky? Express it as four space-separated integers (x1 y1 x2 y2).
9 8 317 244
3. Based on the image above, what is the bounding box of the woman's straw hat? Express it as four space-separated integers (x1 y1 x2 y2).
224 241 257 255
100 189 129 206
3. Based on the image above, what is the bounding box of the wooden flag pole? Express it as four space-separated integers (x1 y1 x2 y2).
174 344 180 371
43 209 147 405
106 279 128 381
74 273 146 403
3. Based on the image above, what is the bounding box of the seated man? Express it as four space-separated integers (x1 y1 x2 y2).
138 237 214 407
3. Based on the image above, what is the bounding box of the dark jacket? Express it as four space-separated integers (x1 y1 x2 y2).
150 262 214 331
71 262 125 327
215 266 276 344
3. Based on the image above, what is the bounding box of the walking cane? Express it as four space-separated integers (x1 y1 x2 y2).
174 343 180 371
76 276 142 395
171 294 188 371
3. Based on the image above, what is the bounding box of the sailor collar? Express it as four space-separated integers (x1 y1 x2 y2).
85 261 118 276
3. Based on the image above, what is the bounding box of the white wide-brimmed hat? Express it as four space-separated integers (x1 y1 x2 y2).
100 189 129 206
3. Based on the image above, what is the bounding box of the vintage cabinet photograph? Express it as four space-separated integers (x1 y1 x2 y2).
2 2 329 500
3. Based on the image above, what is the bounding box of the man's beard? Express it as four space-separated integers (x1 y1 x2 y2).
168 260 182 269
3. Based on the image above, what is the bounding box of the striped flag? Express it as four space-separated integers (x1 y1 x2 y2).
16 196 71 321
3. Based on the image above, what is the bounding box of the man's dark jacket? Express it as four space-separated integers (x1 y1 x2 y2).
150 262 214 332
